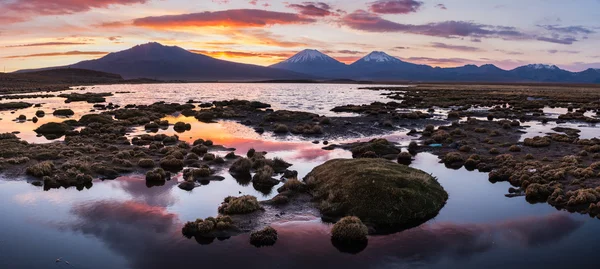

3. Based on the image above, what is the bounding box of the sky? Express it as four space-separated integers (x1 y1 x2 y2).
1 0 599 72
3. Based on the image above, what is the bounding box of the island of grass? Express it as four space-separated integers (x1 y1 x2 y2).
304 158 448 232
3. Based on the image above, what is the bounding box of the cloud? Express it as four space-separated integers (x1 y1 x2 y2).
435 4 447 10
133 9 316 29
4 51 108 59
368 0 423 14
190 49 294 59
495 49 524 55
5 42 90 48
536 36 578 45
404 56 477 66
547 50 580 54
537 24 595 35
0 0 148 18
287 2 335 17
430 42 483 52
341 10 527 40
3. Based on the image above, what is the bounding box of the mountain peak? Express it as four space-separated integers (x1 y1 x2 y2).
525 64 560 70
360 51 401 63
282 49 339 64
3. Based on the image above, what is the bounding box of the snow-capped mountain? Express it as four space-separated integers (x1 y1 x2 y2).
348 51 433 80
281 49 340 64
358 51 403 63
270 49 347 78
523 64 560 70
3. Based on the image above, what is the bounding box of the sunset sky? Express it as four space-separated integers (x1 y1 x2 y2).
1 0 599 72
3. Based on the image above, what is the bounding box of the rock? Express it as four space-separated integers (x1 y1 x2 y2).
34 122 71 139
348 139 401 159
53 109 74 117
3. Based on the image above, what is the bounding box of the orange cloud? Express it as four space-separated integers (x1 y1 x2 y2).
4 51 108 59
190 50 294 59
5 42 90 48
132 9 316 29
335 56 362 64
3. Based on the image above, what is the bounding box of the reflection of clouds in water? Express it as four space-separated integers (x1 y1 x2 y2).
108 175 179 208
289 147 334 162
13 189 70 205
63 198 583 269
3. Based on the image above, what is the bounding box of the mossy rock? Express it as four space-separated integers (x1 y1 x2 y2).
305 158 448 231
53 109 75 116
349 139 401 159
34 122 72 138
79 114 114 125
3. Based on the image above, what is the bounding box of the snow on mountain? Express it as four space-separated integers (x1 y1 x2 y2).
525 64 560 70
282 49 339 64
358 51 402 63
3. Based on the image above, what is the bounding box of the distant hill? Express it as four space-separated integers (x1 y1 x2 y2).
1 68 124 93
17 43 313 81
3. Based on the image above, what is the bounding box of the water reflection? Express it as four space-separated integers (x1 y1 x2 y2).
61 197 583 269
2 83 600 269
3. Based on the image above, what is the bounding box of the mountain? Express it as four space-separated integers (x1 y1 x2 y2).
509 64 574 82
16 43 600 83
17 43 313 81
348 51 433 80
269 49 347 78
1 68 124 92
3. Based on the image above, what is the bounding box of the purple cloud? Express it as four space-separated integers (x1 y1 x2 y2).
368 0 423 14
287 2 334 17
341 10 527 40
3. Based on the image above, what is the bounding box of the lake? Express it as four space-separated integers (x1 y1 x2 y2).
0 83 598 269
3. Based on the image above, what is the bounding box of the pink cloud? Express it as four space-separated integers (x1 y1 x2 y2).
133 9 316 29
2 0 149 15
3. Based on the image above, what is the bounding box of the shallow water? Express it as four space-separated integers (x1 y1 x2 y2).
0 83 599 269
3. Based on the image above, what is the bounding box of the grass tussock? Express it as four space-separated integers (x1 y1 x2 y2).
218 195 262 215
250 226 278 247
26 161 54 177
331 216 369 244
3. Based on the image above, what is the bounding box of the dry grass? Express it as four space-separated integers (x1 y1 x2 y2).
218 195 262 215
331 216 369 243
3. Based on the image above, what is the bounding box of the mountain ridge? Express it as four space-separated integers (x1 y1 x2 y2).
15 43 600 83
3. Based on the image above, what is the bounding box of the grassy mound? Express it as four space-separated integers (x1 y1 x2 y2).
331 216 368 244
218 195 262 215
250 226 278 247
305 158 448 230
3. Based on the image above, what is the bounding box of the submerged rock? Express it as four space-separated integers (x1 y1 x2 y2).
305 158 448 232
